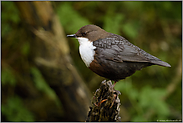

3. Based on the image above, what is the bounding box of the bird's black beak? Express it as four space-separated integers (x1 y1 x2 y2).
67 34 76 38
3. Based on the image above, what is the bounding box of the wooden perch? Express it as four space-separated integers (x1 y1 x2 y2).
86 80 121 122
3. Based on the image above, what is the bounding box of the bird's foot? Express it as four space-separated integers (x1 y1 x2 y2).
112 81 117 88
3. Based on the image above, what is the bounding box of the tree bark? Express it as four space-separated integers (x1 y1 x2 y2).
86 80 121 122
15 1 91 121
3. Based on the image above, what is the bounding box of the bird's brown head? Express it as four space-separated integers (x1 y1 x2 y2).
67 25 110 41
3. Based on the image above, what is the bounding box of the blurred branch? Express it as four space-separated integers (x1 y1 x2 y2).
86 80 121 122
15 1 91 121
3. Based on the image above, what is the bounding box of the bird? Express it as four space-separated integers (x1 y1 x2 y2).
67 25 171 82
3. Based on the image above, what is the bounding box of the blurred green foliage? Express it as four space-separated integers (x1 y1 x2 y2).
115 78 169 121
2 96 35 121
1 1 182 122
31 67 58 100
57 2 90 33
1 1 20 37
2 68 16 86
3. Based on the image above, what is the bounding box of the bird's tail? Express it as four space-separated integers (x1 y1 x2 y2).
150 60 171 67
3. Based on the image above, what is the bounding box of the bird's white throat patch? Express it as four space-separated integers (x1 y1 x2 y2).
77 37 96 67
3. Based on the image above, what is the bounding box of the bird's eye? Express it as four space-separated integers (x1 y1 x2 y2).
82 32 87 36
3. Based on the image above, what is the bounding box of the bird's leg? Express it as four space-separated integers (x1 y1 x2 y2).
112 81 117 88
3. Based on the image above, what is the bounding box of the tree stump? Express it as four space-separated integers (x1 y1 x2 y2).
86 80 121 122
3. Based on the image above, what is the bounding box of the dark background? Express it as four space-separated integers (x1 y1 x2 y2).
1 1 182 122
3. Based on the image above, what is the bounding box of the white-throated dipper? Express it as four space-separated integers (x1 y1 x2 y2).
67 25 171 82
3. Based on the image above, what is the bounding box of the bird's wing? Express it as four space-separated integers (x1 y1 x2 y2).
93 36 157 63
